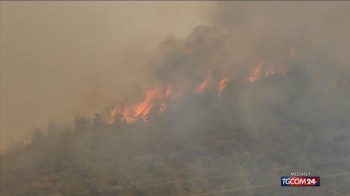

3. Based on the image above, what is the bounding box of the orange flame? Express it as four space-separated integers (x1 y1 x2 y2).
109 85 173 124
108 106 124 124
195 74 212 93
123 108 137 123
134 88 160 121
248 63 263 82
110 60 291 124
21 137 32 146
218 77 229 96
248 63 289 82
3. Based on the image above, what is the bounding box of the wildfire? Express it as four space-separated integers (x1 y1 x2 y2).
21 137 32 146
122 108 137 123
109 85 173 124
195 74 212 93
247 62 290 82
218 77 229 96
248 63 263 82
109 54 292 124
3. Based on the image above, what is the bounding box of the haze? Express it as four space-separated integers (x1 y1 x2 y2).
0 2 212 151
1 2 349 195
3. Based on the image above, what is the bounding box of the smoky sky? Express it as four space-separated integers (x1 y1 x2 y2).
1 2 350 195
1 1 350 151
0 2 212 150
148 2 350 135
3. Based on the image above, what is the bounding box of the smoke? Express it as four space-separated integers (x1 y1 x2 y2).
2 2 350 195
148 2 350 137
0 1 209 150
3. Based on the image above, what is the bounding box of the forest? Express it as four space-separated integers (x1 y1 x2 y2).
2 64 349 195
2 2 350 195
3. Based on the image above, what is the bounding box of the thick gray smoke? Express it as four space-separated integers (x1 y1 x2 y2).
152 2 350 136
1 2 350 195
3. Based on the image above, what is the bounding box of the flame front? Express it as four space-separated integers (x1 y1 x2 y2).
110 51 293 124
195 74 212 93
109 85 172 124
248 63 263 82
218 77 229 96
21 137 32 146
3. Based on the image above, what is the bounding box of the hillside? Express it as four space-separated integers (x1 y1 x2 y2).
2 68 349 195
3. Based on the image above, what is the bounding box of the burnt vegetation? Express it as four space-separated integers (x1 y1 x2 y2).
2 67 350 195
2 2 350 195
